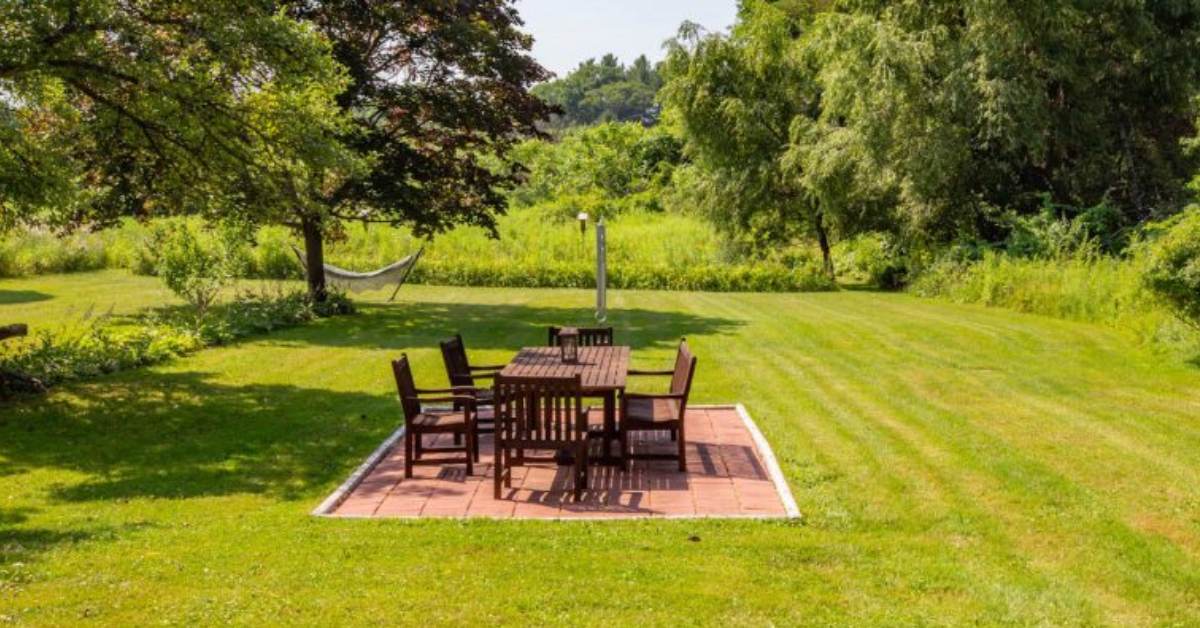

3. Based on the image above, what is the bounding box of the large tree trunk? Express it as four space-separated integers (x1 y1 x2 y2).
300 216 328 302
814 211 835 281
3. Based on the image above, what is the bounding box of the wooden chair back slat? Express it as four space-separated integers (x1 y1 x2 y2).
494 375 586 444
671 340 697 399
440 334 474 388
390 354 422 422
547 326 614 347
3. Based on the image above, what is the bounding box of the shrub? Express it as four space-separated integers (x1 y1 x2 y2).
0 228 108 277
1141 207 1200 328
909 248 1199 354
0 288 352 395
834 233 908 289
409 258 834 292
999 198 1129 260
0 315 204 391
145 221 241 316
250 227 305 280
0 211 837 293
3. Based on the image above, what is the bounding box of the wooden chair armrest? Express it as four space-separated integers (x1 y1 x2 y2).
417 386 485 395
405 394 478 406
628 369 673 376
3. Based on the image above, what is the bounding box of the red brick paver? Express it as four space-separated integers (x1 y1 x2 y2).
328 407 790 519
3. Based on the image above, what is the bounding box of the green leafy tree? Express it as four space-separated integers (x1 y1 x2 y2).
534 53 663 129
803 0 1200 242
2 2 553 303
0 1 358 232
661 3 842 277
284 1 554 299
509 122 682 219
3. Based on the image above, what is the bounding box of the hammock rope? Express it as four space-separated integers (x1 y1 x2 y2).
292 245 424 302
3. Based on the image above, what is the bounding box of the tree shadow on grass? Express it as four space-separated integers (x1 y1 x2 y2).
0 370 397 504
0 301 739 506
271 301 744 352
0 290 52 305
0 506 151 568
0 503 158 574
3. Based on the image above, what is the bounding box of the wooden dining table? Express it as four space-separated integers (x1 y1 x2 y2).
499 345 630 464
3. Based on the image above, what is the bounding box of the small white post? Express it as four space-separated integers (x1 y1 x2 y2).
596 219 607 323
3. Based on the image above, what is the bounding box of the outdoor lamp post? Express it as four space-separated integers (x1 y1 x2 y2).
577 211 589 237
558 327 580 363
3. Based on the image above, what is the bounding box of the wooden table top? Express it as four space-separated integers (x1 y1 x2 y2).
500 346 630 392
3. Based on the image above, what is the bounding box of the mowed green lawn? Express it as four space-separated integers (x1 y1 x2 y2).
2 271 1199 625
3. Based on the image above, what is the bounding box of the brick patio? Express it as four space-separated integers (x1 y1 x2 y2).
323 405 797 520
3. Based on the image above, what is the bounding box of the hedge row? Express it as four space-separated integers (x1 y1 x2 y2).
408 260 835 293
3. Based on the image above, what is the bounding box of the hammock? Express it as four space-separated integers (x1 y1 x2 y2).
292 245 423 302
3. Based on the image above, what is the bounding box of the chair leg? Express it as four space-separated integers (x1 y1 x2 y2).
621 429 631 472
677 422 687 472
493 444 504 499
464 429 474 476
574 446 586 502
404 428 414 479
580 443 590 500
503 446 514 488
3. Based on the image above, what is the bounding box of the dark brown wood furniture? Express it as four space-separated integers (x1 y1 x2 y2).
500 345 630 462
0 324 27 342
547 326 614 347
493 374 590 501
440 334 504 457
620 339 698 472
391 354 478 478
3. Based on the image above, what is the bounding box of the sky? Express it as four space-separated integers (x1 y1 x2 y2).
515 0 739 78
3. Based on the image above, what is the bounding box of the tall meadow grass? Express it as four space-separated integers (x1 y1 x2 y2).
0 210 834 292
910 251 1199 354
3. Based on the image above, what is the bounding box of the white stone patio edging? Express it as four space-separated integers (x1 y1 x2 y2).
311 424 407 516
312 404 801 519
733 403 800 519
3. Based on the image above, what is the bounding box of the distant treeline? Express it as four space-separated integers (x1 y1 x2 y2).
532 54 663 130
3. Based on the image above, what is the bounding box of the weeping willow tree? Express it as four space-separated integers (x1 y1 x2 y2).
801 0 1200 241
664 0 1200 266
661 1 839 277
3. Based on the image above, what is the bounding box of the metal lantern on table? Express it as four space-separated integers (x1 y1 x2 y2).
558 327 580 363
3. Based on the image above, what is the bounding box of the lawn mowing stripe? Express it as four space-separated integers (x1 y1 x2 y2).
787 302 1200 619
732 292 1191 622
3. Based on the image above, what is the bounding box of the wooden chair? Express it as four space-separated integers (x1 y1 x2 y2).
620 339 698 472
391 354 478 478
493 374 590 501
440 334 505 458
547 326 614 347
